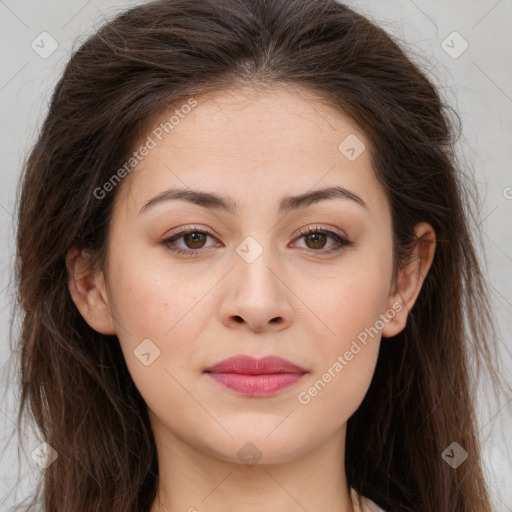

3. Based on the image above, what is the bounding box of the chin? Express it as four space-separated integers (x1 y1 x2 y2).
198 432 312 467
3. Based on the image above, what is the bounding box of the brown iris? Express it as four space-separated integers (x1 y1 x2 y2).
184 231 207 249
304 232 327 250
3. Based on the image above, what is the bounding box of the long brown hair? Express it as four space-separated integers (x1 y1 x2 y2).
9 0 510 510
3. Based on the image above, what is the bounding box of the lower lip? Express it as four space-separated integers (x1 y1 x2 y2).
206 372 304 396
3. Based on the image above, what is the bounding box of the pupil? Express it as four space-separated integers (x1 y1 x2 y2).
187 232 205 248
308 233 325 248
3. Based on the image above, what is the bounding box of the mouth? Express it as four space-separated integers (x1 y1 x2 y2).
203 355 307 397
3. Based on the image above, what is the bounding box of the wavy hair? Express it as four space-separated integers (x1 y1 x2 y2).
9 0 509 510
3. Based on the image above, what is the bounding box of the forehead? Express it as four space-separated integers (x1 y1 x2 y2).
114 83 387 219
179 83 362 151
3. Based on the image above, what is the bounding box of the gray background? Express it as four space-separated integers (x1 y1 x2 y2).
0 0 511 510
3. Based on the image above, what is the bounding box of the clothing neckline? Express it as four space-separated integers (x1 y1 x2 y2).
350 487 385 512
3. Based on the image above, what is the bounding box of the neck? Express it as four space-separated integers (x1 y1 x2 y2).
148 416 357 512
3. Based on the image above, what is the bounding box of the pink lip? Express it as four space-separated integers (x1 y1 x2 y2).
204 355 307 396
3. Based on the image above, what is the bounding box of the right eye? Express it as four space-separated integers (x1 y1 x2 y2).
161 226 222 256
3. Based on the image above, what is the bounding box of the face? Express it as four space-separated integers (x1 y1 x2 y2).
71 84 418 465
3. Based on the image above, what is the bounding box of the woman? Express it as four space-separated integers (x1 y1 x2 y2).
12 0 509 511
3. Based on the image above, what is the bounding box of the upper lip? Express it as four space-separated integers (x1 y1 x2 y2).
204 355 307 375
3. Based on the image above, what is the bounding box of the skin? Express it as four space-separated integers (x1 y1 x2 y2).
66 83 436 512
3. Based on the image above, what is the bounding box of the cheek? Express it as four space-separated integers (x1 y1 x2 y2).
107 245 202 335
107 260 207 415
297 258 391 400
294 274 385 422
104 248 212 392
304 265 391 343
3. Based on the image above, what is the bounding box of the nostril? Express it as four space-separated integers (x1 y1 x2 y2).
234 316 243 323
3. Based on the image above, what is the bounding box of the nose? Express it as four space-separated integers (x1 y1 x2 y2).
219 251 294 333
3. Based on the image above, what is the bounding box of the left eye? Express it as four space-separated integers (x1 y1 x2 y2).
293 226 352 252
162 226 353 256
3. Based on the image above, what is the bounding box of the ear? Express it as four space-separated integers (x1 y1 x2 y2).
382 222 436 338
65 246 117 335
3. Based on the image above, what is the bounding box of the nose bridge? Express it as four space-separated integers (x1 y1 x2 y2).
234 233 282 296
219 230 294 331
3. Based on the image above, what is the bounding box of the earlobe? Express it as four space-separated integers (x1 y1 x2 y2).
382 222 436 338
65 246 117 335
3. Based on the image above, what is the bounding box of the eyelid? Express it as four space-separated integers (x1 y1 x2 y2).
164 224 218 239
163 223 345 241
294 223 347 240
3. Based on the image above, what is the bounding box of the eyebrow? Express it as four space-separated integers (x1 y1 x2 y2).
138 185 368 216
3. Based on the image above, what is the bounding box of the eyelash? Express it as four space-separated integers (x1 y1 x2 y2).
161 224 353 257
